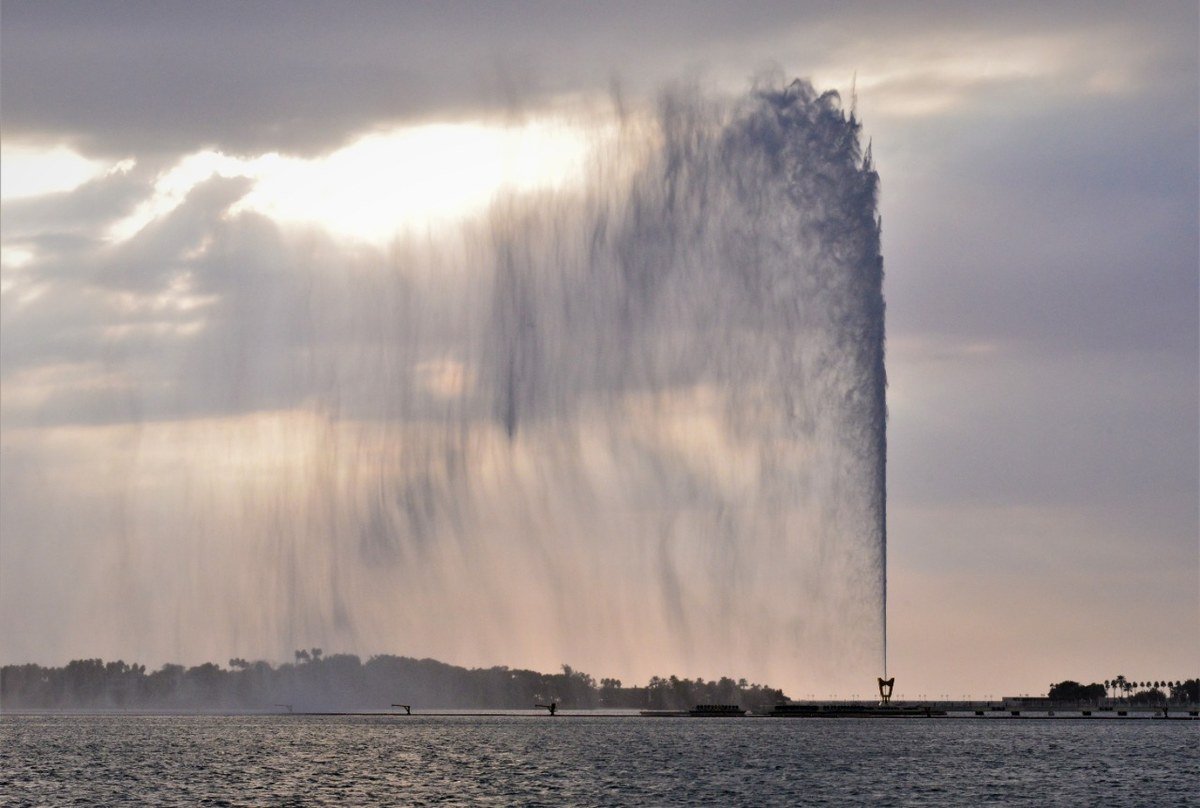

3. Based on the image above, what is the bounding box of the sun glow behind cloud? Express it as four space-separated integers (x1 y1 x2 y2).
0 144 117 200
107 120 600 245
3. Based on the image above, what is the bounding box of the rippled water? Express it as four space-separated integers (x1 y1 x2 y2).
2 714 1196 806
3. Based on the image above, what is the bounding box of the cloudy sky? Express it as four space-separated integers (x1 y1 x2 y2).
2 1 1196 697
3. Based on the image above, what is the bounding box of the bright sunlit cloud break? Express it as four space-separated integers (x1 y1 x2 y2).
109 120 600 245
0 144 126 200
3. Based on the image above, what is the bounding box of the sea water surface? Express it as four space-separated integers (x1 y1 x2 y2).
2 713 1196 806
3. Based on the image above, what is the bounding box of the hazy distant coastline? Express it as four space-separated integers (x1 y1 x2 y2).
1 654 787 713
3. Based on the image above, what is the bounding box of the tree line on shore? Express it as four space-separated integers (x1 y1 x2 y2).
0 652 788 712
1047 679 1199 704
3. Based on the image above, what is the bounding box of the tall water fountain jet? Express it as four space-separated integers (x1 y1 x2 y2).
477 78 887 689
10 78 885 696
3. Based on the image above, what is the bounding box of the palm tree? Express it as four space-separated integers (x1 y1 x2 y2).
1113 675 1128 702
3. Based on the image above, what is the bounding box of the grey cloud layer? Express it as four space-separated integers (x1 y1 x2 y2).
4 1 1194 155
2 0 801 155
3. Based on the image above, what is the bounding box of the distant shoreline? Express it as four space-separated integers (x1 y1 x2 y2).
0 655 787 713
6 696 1199 719
5 657 1195 715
